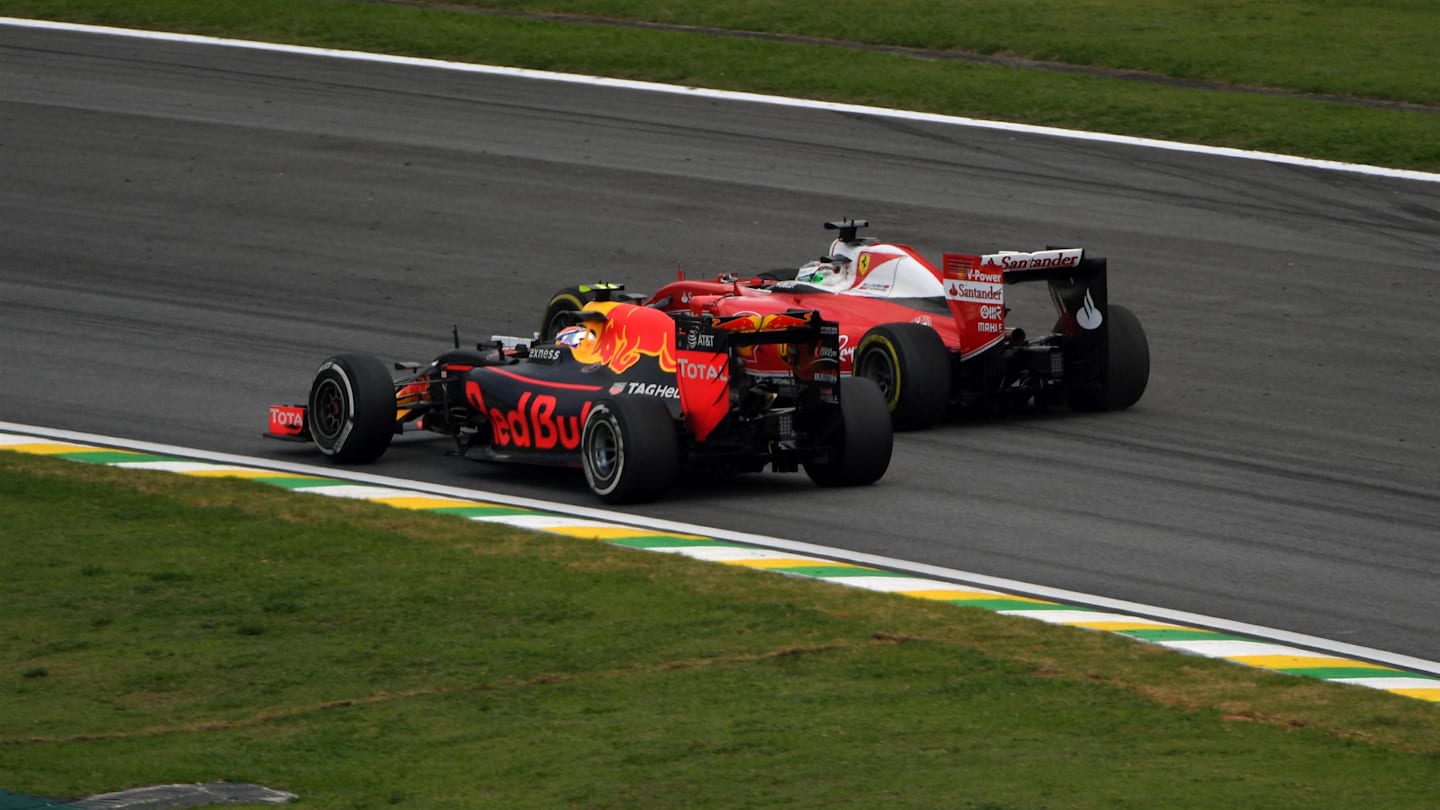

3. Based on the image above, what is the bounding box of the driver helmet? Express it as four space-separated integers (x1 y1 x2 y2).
555 325 589 348
795 258 854 291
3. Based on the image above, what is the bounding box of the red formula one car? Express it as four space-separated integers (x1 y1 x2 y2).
266 302 892 503
539 220 1149 429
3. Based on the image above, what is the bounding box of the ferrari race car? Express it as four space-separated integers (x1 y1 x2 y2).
266 302 892 503
539 219 1149 430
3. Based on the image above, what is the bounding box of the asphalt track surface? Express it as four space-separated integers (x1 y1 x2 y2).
3 23 1438 664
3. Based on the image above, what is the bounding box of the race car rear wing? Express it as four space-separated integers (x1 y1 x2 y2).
989 249 1108 337
670 309 841 443
1022 253 1108 393
942 248 1108 387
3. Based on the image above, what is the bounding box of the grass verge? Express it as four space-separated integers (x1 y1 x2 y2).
1 451 1438 808
0 0 1438 172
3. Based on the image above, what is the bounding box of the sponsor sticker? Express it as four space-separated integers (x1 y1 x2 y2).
980 248 1083 272
942 253 1009 347
678 356 729 382
473 389 590 450
268 405 305 436
623 382 679 398
1076 289 1103 330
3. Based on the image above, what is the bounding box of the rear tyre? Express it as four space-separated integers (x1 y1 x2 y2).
308 353 395 463
1069 304 1150 412
854 323 951 430
539 287 598 342
804 377 893 487
581 397 679 503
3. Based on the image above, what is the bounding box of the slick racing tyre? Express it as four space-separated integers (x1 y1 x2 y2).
854 323 951 430
581 396 679 504
804 377 893 487
1069 304 1150 412
538 287 597 343
307 353 395 463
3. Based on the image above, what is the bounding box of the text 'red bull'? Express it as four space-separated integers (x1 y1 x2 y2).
467 383 591 450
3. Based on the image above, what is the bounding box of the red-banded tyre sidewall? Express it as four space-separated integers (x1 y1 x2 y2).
581 397 678 503
307 353 395 463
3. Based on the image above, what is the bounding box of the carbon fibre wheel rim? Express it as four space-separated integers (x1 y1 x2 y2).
586 416 620 487
311 377 347 441
856 345 897 403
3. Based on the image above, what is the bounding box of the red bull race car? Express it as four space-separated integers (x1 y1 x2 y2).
539 219 1150 430
266 303 892 503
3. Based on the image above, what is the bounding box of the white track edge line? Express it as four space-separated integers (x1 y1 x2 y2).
3 16 1438 185
4 17 1438 676
5 420 1438 677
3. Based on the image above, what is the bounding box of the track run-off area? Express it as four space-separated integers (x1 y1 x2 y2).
4 424 1438 703
2 19 1439 710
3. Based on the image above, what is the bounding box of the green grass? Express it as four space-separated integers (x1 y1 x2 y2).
459 0 1440 104
3 3 1440 804
2 452 1438 808
1 0 1439 171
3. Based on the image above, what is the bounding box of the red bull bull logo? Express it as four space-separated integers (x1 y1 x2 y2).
569 301 678 374
717 311 812 369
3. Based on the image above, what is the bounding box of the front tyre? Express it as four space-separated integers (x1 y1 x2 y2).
308 353 395 463
581 397 679 503
804 377 893 487
1069 304 1150 412
854 323 951 430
